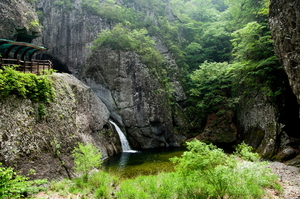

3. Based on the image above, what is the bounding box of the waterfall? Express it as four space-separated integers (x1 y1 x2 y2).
109 120 137 153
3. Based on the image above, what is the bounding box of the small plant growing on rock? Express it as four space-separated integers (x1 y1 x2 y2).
72 143 103 182
234 141 260 162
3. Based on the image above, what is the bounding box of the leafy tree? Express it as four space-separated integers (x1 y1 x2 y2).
230 21 282 97
224 0 270 30
184 22 232 71
189 61 236 113
92 23 163 67
211 0 228 12
231 22 273 63
72 143 103 182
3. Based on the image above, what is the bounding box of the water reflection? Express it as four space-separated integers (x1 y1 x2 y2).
118 152 130 169
103 147 186 178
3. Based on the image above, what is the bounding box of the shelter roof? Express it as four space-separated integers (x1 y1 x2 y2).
0 39 46 60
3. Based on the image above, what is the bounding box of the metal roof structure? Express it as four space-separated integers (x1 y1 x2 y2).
0 39 46 61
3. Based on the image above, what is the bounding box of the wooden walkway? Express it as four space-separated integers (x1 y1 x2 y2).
0 57 53 75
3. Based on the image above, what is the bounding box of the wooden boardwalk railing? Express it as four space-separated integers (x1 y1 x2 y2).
0 57 53 75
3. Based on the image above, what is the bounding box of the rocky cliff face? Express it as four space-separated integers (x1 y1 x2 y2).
268 0 300 164
269 0 300 104
0 73 121 180
79 47 185 149
236 91 282 159
35 0 112 74
36 0 187 148
0 0 41 42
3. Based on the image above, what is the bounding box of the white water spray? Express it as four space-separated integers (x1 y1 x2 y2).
109 120 137 153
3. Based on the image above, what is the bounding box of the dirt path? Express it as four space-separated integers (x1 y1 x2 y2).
267 162 300 199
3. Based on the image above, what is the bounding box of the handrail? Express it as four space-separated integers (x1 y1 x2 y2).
0 57 53 75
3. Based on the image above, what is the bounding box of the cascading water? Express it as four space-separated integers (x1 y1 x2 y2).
109 120 137 153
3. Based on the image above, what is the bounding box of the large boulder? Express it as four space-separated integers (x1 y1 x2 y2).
0 73 121 180
79 48 183 149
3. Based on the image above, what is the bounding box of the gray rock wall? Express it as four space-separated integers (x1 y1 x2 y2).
79 48 182 149
0 0 41 41
36 0 187 148
36 0 112 74
235 91 282 159
269 0 300 104
0 73 121 180
269 0 300 164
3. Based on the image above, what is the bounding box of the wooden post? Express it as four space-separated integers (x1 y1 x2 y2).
43 61 45 74
30 61 33 73
37 60 40 75
23 61 26 73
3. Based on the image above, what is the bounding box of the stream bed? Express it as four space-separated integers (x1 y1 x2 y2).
102 147 186 179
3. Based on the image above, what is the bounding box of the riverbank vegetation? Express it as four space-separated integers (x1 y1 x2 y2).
34 140 281 199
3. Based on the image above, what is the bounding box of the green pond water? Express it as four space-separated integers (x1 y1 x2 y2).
102 147 186 179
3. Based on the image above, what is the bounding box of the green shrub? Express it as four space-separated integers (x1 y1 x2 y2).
0 66 55 103
117 140 281 199
234 142 260 162
171 140 281 199
72 143 103 182
0 163 47 198
48 171 117 198
92 23 163 67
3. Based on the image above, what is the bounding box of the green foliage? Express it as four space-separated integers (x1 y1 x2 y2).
170 140 280 198
234 142 260 162
230 21 283 98
0 163 47 198
92 23 163 67
189 61 237 113
45 141 281 198
82 0 143 27
0 66 55 103
49 171 117 198
72 143 103 182
116 140 281 199
231 22 273 63
224 0 270 30
29 19 42 31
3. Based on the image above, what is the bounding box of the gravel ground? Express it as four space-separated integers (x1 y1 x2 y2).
267 162 300 199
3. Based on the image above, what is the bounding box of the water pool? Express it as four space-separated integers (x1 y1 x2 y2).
102 147 186 179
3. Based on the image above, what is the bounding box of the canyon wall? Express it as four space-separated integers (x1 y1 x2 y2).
36 0 187 148
269 0 300 164
0 73 121 180
269 0 300 104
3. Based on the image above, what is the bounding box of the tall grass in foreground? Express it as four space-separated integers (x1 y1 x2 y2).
49 171 117 199
47 140 281 199
117 140 281 199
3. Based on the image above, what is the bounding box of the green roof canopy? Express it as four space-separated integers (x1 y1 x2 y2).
0 39 46 61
